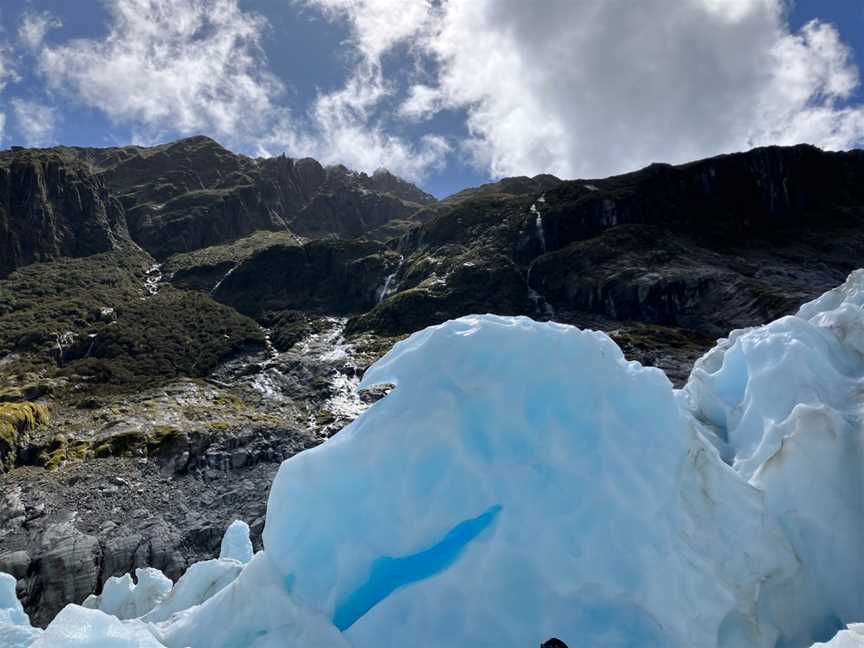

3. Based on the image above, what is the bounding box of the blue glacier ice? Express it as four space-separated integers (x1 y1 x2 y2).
0 573 42 647
6 271 864 646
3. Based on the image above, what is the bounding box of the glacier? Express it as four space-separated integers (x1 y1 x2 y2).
5 271 864 646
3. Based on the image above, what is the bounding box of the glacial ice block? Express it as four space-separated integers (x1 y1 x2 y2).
262 315 797 647
219 519 254 564
681 270 864 645
83 568 173 620
0 572 42 647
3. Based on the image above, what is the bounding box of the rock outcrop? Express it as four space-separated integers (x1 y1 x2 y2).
0 150 130 277
213 238 400 317
350 146 864 342
69 136 434 257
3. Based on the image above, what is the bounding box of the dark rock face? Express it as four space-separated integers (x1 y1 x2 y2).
527 223 861 337
537 145 864 252
364 167 437 205
0 417 318 626
342 145 864 382
213 238 399 316
0 315 357 626
0 151 130 277
69 136 434 257
348 251 531 336
289 187 418 240
350 146 864 341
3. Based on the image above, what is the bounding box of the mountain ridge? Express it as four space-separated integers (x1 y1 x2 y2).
0 135 436 273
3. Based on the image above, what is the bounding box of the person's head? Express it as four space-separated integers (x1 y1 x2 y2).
541 639 568 648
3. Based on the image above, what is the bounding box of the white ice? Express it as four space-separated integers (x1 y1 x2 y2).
263 314 796 647
31 606 163 647
83 568 173 620
0 572 42 647
219 520 253 564
814 625 864 647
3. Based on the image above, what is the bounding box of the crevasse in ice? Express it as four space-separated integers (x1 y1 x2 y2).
6 271 864 646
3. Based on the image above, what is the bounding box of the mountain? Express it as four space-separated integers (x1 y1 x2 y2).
1 137 864 627
0 136 435 274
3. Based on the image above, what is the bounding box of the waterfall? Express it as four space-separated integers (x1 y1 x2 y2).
210 263 239 296
526 260 555 319
84 333 98 358
260 327 278 359
376 256 404 304
531 202 547 253
143 264 163 298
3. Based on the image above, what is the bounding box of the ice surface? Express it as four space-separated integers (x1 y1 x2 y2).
83 568 173 620
680 270 864 645
814 625 864 647
32 606 163 647
0 572 42 647
7 272 864 646
263 315 797 647
219 519 253 563
151 552 348 648
138 558 241 624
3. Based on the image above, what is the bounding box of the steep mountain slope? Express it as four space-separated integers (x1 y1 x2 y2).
0 150 130 278
68 136 435 256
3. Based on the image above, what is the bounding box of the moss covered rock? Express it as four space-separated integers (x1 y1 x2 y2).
0 401 49 470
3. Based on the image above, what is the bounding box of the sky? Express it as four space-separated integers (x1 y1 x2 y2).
0 1 863 198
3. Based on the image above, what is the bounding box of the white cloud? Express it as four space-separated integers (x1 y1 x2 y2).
0 45 21 94
259 0 448 180
261 60 450 181
0 45 24 146
18 11 62 50
299 0 432 60
419 0 864 178
11 99 58 147
265 116 450 182
37 0 282 143
399 84 443 120
31 0 863 184
307 0 864 180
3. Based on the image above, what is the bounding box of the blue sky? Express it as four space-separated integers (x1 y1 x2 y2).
1 1 863 198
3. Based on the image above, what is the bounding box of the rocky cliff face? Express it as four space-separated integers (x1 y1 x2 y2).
2 138 864 627
534 144 864 251
351 146 864 348
212 238 399 316
0 150 130 277
69 136 434 257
